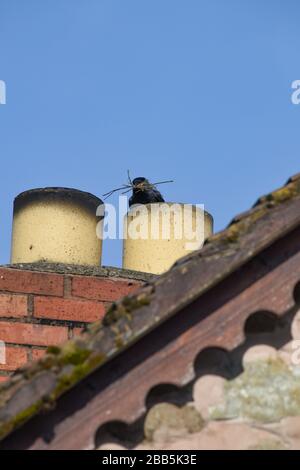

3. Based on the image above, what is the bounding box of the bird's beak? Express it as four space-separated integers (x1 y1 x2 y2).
135 182 145 191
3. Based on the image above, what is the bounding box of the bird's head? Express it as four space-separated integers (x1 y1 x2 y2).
132 177 150 191
102 174 173 201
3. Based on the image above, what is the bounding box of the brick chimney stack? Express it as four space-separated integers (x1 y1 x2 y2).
0 264 151 382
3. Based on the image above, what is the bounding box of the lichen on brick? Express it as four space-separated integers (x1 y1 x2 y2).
144 402 205 443
210 358 300 423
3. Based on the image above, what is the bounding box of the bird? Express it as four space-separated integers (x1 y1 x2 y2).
102 172 173 205
129 177 165 207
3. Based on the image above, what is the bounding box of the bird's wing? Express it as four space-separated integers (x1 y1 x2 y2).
152 189 165 203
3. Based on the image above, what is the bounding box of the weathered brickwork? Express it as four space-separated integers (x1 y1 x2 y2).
0 265 145 379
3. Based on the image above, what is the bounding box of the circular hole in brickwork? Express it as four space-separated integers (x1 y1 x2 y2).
244 310 292 350
293 281 300 305
194 347 239 379
95 420 143 449
245 311 277 335
145 383 187 409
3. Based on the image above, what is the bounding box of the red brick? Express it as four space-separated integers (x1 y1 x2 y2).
31 349 47 361
0 346 27 371
71 276 142 302
0 321 68 346
0 376 9 384
0 268 64 296
73 327 84 337
34 296 105 322
0 293 27 318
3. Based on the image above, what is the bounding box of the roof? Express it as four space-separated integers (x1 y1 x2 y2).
0 172 300 447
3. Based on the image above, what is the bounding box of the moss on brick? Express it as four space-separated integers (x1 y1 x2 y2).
103 290 153 327
0 399 44 441
50 351 106 399
208 177 300 248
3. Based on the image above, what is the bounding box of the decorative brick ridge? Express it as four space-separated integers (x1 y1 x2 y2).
112 335 300 450
0 264 147 377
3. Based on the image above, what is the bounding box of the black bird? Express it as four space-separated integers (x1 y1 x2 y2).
129 177 165 207
102 173 173 205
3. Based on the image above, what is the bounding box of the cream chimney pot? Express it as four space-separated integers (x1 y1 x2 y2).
11 187 103 266
122 202 213 274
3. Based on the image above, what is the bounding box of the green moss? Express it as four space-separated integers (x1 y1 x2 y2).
23 355 57 379
87 320 103 335
51 351 106 399
269 185 299 203
211 207 269 247
58 341 91 366
0 340 108 440
258 179 300 206
46 345 61 355
0 399 43 440
0 338 109 437
114 335 124 349
212 178 300 249
103 292 152 326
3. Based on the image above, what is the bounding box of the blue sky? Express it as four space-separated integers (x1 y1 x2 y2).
0 0 299 267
